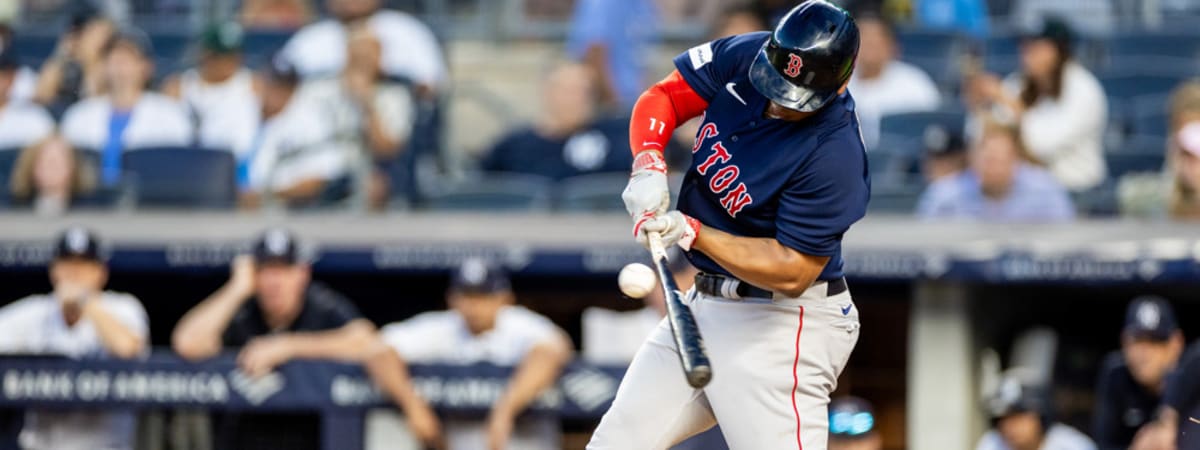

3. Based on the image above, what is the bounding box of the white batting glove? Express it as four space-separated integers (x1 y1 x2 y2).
638 211 701 251
622 151 670 237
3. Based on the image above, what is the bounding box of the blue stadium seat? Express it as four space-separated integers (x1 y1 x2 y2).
868 181 924 214
981 34 1020 75
150 33 191 77
1099 74 1186 102
0 148 20 206
242 30 295 69
1105 134 1166 181
9 34 57 68
1106 32 1200 61
121 147 237 209
555 172 627 212
879 110 966 143
422 173 552 212
896 29 963 86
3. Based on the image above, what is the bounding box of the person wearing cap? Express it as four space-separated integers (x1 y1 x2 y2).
172 228 437 448
32 0 114 114
1128 337 1200 450
921 122 967 183
964 17 1106 193
1092 296 1185 450
917 120 1075 221
976 374 1095 450
376 258 573 450
0 44 55 150
846 12 941 150
59 26 193 186
299 23 415 210
1118 80 1200 219
236 57 352 209
0 226 148 450
828 397 881 450
162 22 260 154
278 0 446 95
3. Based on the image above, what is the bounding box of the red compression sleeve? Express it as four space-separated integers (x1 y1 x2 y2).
629 70 709 157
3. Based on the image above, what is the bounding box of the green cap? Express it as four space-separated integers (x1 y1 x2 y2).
201 22 243 54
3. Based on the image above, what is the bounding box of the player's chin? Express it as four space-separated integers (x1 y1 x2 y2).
766 101 804 120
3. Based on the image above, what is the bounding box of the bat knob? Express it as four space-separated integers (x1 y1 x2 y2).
687 366 712 388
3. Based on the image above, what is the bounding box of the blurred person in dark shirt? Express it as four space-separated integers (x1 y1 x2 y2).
162 22 260 154
171 228 408 450
922 123 967 183
279 0 446 97
1093 297 1184 450
1127 339 1200 450
8 135 97 214
33 1 114 115
480 62 633 180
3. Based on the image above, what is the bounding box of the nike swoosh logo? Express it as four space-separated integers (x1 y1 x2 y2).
725 82 747 106
841 304 852 315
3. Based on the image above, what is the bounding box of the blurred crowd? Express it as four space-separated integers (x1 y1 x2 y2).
0 0 1198 220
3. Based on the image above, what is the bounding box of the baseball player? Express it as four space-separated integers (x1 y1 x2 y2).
0 227 149 450
975 374 1095 450
588 1 869 449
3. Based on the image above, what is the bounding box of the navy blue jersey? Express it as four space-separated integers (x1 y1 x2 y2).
672 32 870 281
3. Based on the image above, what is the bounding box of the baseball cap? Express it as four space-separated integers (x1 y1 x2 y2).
200 22 243 54
251 228 307 265
986 375 1045 420
923 123 965 157
829 396 876 438
450 258 511 295
1022 17 1074 49
54 226 105 262
68 0 103 31
1123 296 1178 341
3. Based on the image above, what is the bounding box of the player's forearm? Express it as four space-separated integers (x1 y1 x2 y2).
363 344 430 413
629 70 709 156
171 283 251 360
692 225 829 297
83 301 146 359
274 178 327 201
493 336 573 418
278 319 377 361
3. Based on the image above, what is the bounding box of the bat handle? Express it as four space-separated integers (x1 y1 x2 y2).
647 231 668 261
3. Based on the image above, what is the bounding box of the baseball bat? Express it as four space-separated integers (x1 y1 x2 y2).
647 231 712 388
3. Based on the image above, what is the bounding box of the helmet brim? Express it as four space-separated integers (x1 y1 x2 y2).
748 45 838 113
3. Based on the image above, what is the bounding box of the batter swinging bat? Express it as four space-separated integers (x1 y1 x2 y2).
647 231 712 388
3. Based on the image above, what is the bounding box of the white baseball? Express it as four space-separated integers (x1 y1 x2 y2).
618 263 657 299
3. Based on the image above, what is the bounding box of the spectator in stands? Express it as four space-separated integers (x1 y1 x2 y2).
301 24 414 210
240 0 314 30
1163 121 1200 220
279 0 446 96
917 121 1075 221
238 58 351 209
162 22 260 153
1093 296 1184 450
828 397 882 450
975 374 1096 450
480 62 633 180
379 258 573 450
0 47 55 150
566 0 657 109
9 135 97 214
1119 81 1200 218
0 23 41 103
847 13 941 150
0 227 148 450
582 250 697 364
170 228 430 449
59 27 193 187
921 123 967 183
964 17 1106 192
33 2 114 115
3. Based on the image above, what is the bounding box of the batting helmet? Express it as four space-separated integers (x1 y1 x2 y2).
748 0 859 112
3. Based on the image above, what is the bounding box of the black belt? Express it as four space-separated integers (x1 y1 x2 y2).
694 273 847 299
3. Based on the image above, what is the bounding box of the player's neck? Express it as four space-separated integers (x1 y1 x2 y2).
763 102 817 122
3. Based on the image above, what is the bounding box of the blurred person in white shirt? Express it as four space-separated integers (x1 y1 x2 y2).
279 0 446 96
0 46 54 150
847 12 941 151
300 24 414 210
374 258 573 450
162 22 261 153
59 27 193 187
976 375 1096 450
965 17 1106 192
582 251 697 365
0 227 149 450
237 58 351 209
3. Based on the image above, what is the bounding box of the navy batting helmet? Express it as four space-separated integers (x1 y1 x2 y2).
748 0 859 112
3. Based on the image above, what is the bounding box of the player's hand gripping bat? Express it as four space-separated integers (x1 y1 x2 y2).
647 231 712 388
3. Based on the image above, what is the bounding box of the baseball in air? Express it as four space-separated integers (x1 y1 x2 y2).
618 263 657 299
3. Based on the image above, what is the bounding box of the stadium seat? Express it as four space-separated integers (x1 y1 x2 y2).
879 110 966 143
121 147 237 209
868 181 924 214
895 29 963 87
0 148 20 206
9 34 57 68
242 30 295 69
1099 74 1186 102
150 33 191 78
981 34 1020 75
422 173 553 212
555 172 627 212
1106 32 1200 62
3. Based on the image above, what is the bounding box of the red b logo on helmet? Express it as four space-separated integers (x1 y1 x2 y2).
784 53 804 78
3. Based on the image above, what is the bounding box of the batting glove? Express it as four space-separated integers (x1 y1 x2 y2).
622 151 671 237
638 211 701 251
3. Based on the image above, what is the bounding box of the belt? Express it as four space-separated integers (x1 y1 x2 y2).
694 273 847 300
